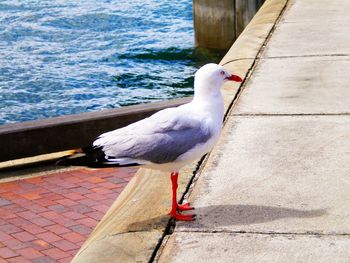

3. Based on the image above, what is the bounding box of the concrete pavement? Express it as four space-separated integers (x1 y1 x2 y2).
156 0 350 261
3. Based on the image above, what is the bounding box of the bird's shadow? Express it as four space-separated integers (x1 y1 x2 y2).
126 204 326 231
180 204 327 227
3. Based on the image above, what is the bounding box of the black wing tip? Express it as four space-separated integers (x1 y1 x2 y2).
56 147 141 169
55 146 104 167
78 162 140 168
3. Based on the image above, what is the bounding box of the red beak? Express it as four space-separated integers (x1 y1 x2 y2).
226 74 243 82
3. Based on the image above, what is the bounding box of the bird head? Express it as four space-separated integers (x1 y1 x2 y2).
194 63 243 93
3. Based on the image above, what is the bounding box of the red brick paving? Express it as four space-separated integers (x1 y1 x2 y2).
0 167 137 262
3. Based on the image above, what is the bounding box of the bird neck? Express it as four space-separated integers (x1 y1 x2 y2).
193 79 223 104
192 82 225 121
193 88 223 105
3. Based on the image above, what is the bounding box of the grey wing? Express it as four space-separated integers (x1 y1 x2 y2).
99 123 212 164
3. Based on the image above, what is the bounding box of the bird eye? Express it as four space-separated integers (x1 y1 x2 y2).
220 71 225 76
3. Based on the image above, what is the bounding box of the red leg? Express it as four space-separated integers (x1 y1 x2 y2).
168 172 195 221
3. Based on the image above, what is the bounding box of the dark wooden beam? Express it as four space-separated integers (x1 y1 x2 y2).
0 97 192 162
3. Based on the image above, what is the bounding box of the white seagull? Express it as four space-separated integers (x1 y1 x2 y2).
59 63 242 221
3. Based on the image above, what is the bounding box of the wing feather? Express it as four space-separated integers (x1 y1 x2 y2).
93 107 212 164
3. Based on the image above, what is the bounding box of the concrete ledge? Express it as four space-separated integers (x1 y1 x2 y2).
72 0 288 262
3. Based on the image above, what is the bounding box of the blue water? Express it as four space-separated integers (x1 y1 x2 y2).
0 0 223 125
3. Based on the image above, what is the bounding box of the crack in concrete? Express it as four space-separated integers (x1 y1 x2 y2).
261 53 350 60
176 229 350 237
222 57 256 66
232 113 350 116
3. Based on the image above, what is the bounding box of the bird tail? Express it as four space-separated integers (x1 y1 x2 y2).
56 147 140 168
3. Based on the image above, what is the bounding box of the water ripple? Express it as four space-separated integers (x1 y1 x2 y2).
0 0 222 125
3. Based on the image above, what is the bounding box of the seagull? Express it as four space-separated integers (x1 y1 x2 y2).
58 63 242 221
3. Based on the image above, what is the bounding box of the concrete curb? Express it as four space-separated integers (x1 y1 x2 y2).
71 1 288 262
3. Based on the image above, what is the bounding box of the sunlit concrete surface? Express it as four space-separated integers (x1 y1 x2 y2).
157 0 350 261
